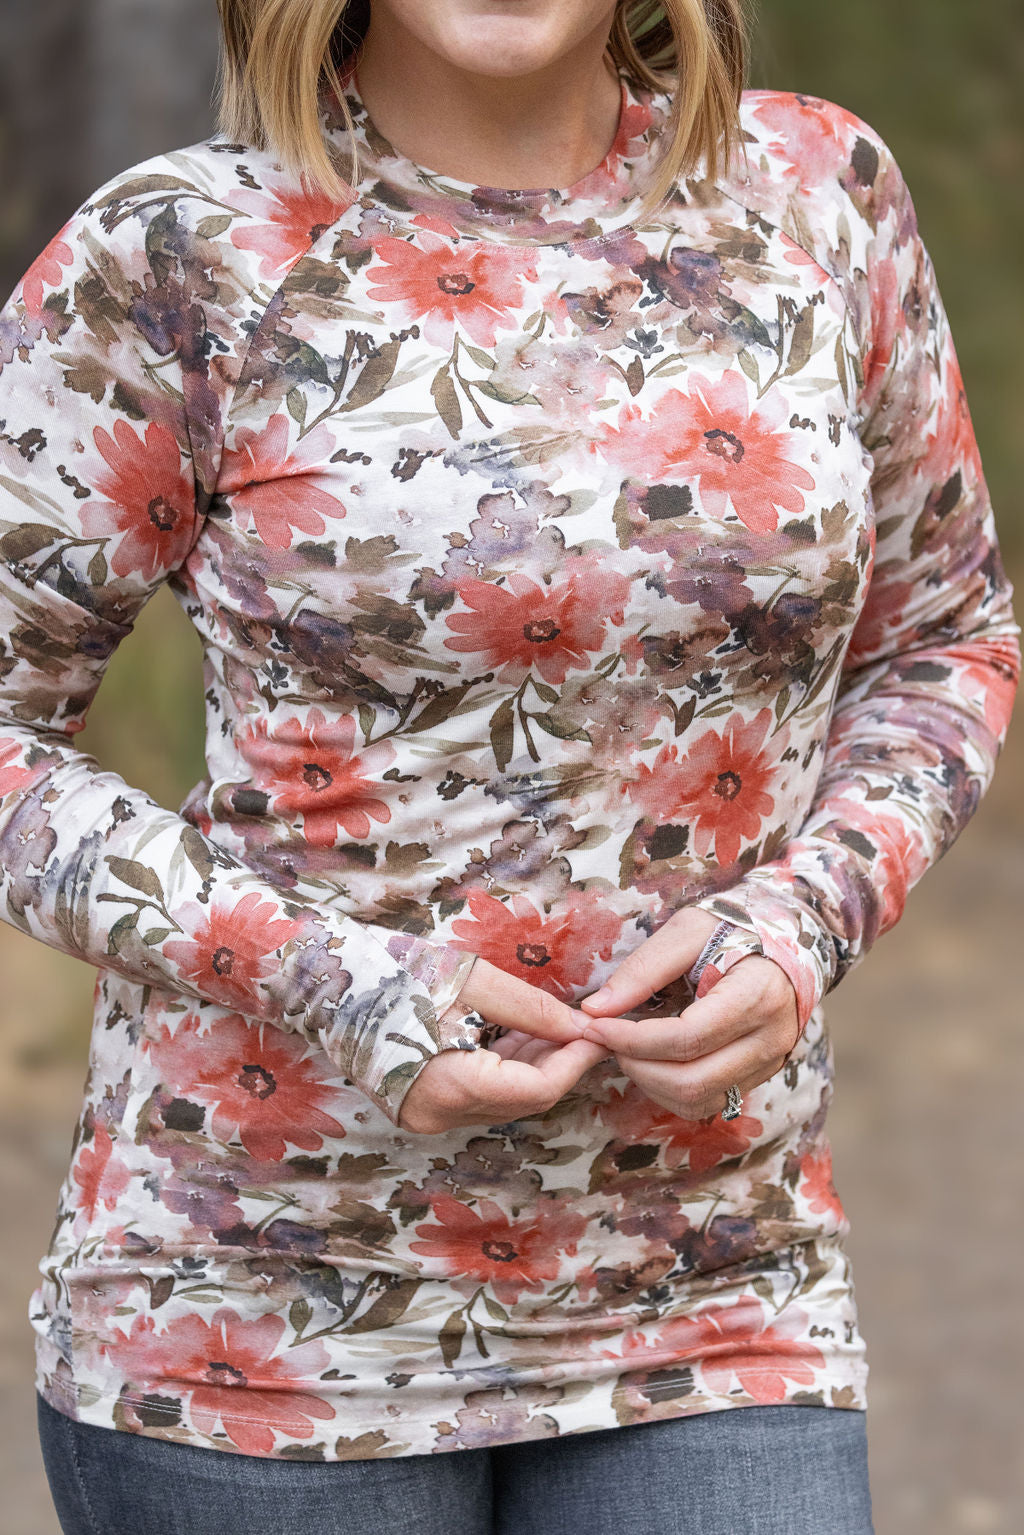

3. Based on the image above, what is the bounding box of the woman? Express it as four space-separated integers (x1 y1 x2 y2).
3 1 1018 1530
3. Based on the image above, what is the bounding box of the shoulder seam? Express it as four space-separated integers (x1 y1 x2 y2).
178 185 355 564
74 153 352 576
207 202 353 466
711 173 869 396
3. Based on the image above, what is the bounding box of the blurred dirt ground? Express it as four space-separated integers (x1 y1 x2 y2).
1 578 1021 1535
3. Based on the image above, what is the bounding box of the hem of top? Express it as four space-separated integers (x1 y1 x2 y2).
36 1377 867 1463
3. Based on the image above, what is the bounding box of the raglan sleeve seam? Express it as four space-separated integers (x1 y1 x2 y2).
0 155 481 1128
715 145 871 381
173 157 354 565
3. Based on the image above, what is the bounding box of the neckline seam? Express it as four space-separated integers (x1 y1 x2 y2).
349 66 635 207
331 73 673 249
353 185 681 251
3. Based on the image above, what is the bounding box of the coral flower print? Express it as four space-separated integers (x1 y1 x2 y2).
230 180 349 277
366 227 536 347
218 416 346 550
147 1013 347 1161
573 90 656 199
0 740 42 797
19 226 74 315
444 563 632 684
832 802 930 932
961 651 1020 737
410 1196 587 1305
626 710 779 867
450 888 621 998
597 1084 763 1174
81 420 194 580
599 372 814 534
799 1147 845 1220
860 254 901 403
921 356 985 488
632 1299 825 1404
162 893 297 1012
106 1310 334 1454
71 1123 130 1229
843 576 918 667
749 92 864 187
1 71 1016 1463
239 709 395 845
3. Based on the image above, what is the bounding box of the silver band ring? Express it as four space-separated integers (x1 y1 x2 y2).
686 919 736 990
722 1084 743 1121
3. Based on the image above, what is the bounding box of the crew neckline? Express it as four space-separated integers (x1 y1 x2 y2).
324 67 674 247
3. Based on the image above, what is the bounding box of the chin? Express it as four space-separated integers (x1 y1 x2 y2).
445 51 567 80
428 18 595 79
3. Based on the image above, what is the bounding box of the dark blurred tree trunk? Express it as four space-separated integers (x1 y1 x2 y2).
0 0 89 291
0 0 220 296
90 0 220 181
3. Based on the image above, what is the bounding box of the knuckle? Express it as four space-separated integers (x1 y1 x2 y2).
674 1077 712 1117
534 989 561 1035
623 950 658 997
674 1026 707 1063
662 908 695 937
766 966 796 1012
672 908 717 947
753 1034 781 1072
418 1058 477 1116
766 961 791 994
400 1104 444 1135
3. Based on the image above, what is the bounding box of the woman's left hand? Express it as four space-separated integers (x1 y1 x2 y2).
577 908 800 1120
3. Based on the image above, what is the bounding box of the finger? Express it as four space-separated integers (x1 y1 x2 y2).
486 1030 612 1070
459 1037 609 1123
617 1029 789 1121
581 960 769 1059
458 959 583 1044
687 955 799 1048
579 1004 755 1062
488 1031 571 1067
413 1037 608 1130
528 1036 612 1098
487 1028 543 1061
579 908 722 1017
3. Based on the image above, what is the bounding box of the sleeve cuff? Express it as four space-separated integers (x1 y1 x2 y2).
686 920 766 999
269 918 483 1126
694 887 833 1034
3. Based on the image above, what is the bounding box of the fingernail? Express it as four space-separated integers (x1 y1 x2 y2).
583 987 614 1011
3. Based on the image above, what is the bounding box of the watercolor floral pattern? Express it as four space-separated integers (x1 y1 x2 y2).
0 75 1017 1462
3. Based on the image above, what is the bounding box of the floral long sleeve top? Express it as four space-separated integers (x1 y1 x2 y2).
1 77 1017 1460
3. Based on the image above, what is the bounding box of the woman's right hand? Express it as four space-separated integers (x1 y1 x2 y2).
397 958 608 1135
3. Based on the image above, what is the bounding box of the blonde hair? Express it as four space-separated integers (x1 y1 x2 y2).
216 1 747 200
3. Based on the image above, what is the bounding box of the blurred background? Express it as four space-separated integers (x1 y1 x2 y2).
0 2 1021 1530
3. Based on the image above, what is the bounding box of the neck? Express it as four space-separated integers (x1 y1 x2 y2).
355 17 623 191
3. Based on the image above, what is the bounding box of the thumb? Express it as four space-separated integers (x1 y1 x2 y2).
579 909 723 1017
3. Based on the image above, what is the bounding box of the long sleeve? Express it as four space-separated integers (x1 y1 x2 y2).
697 124 1021 1029
0 159 479 1124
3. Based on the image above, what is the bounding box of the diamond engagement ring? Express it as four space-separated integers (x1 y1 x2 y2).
722 1084 743 1121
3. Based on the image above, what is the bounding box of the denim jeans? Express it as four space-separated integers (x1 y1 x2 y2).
38 1392 874 1535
